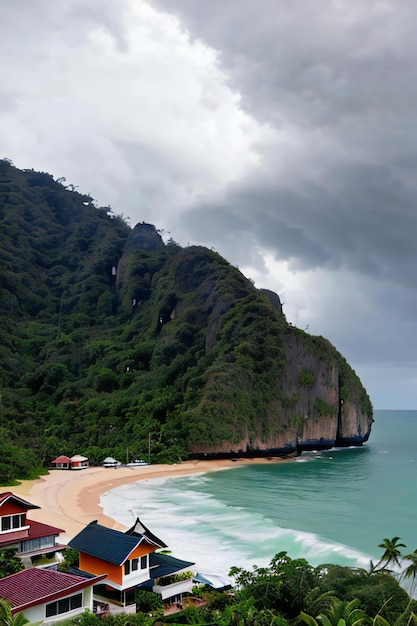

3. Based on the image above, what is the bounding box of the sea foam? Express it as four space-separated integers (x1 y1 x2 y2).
100 472 372 577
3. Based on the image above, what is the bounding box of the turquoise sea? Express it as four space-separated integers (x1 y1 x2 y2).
101 410 417 577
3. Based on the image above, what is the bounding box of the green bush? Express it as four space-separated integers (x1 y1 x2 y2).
135 589 163 616
299 371 316 387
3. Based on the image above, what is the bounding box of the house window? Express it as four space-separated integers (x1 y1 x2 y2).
21 535 55 553
124 558 140 575
45 593 83 617
1 514 25 532
140 555 147 569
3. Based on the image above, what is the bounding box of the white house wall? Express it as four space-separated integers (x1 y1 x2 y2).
152 579 194 601
121 567 151 589
22 587 93 625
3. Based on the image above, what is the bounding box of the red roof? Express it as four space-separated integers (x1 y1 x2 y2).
0 568 106 612
0 510 65 550
25 519 65 540
51 455 71 463
0 492 39 510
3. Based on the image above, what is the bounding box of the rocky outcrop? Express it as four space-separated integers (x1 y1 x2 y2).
116 224 373 460
186 314 372 459
338 399 372 445
116 222 164 291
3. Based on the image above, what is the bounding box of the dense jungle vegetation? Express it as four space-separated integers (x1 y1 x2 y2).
0 160 372 484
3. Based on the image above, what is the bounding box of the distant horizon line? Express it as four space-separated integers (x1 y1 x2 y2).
374 408 417 412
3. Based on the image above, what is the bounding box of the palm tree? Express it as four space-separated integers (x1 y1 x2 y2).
0 599 28 626
300 598 368 626
372 610 417 626
401 549 417 597
374 537 406 573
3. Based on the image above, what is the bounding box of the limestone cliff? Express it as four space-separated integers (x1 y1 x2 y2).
114 225 373 459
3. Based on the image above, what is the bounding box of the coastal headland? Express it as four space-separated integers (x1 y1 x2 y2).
10 458 285 542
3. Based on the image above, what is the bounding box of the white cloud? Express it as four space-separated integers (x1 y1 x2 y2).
0 0 267 222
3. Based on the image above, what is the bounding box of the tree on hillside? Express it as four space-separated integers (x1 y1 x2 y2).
230 551 318 618
402 550 417 596
375 537 406 572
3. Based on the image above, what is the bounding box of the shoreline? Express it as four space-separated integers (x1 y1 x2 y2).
10 457 286 542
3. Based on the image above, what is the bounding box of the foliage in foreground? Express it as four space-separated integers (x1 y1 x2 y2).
0 598 28 626
57 539 417 626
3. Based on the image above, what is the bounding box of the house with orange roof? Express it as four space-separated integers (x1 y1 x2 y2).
0 492 66 566
0 567 106 624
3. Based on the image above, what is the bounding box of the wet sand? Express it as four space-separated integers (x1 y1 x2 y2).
10 458 280 541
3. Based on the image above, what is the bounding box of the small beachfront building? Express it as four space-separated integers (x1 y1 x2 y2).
0 567 106 624
102 456 120 468
50 454 89 470
70 454 89 469
50 455 71 470
0 492 66 566
69 519 195 613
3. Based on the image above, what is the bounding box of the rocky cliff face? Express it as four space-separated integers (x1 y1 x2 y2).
113 230 373 459
280 332 372 451
186 326 372 458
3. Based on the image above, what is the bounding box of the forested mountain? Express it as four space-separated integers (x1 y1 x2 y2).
0 160 373 482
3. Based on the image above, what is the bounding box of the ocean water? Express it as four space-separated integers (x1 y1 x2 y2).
101 410 417 577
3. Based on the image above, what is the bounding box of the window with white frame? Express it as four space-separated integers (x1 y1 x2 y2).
1 514 26 532
124 556 147 575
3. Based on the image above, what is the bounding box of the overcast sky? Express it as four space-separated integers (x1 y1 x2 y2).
2 0 416 409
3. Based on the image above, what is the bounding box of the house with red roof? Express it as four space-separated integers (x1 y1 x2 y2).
68 519 195 613
50 455 71 469
0 566 106 623
0 492 66 566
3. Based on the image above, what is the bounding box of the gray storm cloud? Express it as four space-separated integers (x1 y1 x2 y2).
151 0 417 286
148 0 417 407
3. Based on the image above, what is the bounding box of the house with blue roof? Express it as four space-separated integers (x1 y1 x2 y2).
68 519 194 614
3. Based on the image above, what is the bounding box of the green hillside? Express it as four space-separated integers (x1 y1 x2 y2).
0 160 373 483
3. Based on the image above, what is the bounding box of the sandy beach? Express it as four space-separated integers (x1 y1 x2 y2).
10 458 276 542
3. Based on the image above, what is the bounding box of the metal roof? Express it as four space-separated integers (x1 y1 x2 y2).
125 517 167 549
193 572 232 590
0 518 65 550
68 521 148 565
149 552 195 578
23 519 64 540
0 568 105 612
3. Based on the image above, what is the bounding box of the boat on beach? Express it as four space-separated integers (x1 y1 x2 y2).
126 459 149 466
